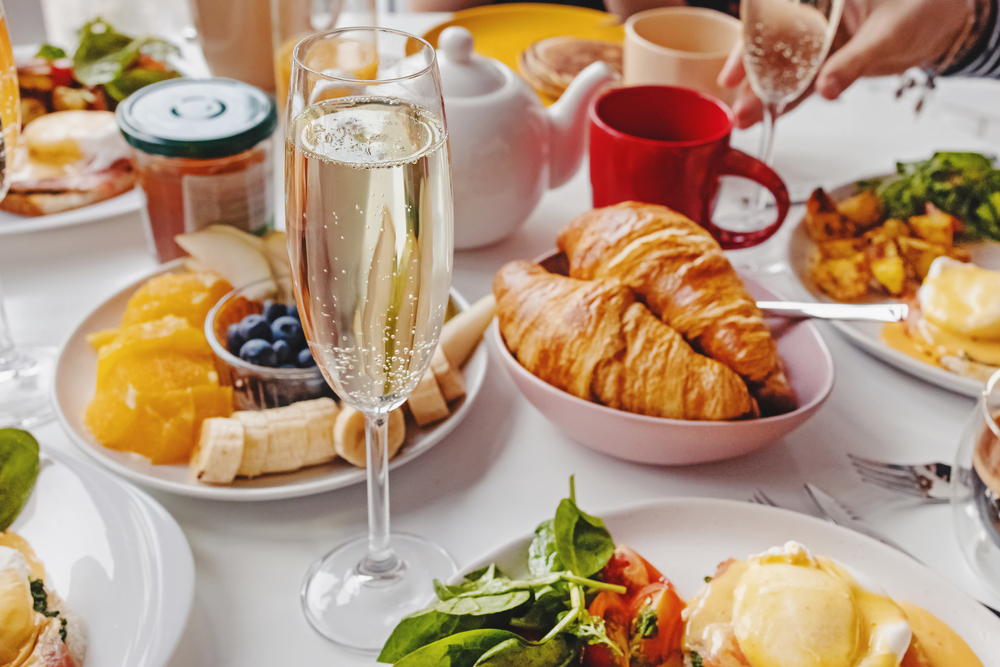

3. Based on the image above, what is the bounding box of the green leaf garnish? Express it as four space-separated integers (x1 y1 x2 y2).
0 428 40 532
36 44 67 60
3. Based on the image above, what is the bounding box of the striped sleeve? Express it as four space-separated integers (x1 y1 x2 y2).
948 0 1000 77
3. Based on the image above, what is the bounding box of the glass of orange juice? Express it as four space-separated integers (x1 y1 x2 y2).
0 0 58 429
271 0 377 115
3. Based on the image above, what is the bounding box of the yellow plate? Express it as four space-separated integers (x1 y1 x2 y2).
423 3 623 103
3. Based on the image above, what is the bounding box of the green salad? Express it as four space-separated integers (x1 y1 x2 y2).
379 478 686 667
859 152 1000 241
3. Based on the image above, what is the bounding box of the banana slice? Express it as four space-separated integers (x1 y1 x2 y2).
234 411 271 478
407 367 450 427
296 397 340 466
190 418 245 484
333 406 405 467
263 404 309 474
440 294 495 368
431 347 465 402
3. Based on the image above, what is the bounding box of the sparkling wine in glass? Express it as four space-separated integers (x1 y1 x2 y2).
742 0 844 167
285 27 456 651
953 369 1000 597
0 0 57 429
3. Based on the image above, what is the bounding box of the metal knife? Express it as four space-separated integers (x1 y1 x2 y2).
757 302 908 323
804 483 1000 619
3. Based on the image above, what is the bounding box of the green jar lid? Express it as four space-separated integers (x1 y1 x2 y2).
116 78 277 159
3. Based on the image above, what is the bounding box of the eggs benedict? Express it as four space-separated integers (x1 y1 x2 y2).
682 542 984 667
0 532 85 667
1 110 135 217
881 258 1000 381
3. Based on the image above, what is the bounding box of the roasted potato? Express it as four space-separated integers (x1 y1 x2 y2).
804 188 855 241
52 86 95 111
837 190 882 229
862 218 909 247
908 211 955 248
809 252 871 302
19 98 47 126
897 236 947 279
818 238 862 259
867 240 906 295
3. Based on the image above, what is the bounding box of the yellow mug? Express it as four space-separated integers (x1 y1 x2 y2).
624 7 741 106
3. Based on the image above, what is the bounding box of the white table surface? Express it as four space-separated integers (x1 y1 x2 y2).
3 11 1000 666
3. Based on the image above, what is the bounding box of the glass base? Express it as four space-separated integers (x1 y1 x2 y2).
0 345 56 429
301 532 457 653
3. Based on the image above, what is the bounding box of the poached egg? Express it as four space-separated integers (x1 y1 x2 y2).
684 542 911 667
881 258 1000 376
12 110 132 183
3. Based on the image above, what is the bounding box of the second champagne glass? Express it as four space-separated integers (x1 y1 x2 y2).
729 0 844 272
285 27 456 651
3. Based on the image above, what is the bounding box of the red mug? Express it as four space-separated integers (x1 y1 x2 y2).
589 85 790 249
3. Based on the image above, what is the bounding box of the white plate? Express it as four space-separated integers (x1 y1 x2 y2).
9 447 194 667
0 190 143 236
52 261 488 501
0 45 144 236
786 177 1000 398
460 498 999 663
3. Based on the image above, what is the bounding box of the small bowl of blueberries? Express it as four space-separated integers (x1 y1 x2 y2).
205 276 335 410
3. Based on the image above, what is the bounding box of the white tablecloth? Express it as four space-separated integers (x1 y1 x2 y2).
3 11 1000 666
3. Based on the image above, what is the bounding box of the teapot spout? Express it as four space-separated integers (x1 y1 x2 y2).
546 61 615 189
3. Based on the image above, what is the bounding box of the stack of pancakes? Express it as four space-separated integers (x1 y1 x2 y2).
518 37 622 99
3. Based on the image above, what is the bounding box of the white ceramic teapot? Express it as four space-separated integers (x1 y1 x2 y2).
436 27 615 249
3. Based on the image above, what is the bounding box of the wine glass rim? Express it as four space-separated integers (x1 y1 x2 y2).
291 26 438 85
982 369 1000 439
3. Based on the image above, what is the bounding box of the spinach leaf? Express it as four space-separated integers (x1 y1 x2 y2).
433 590 531 616
392 630 521 667
435 564 499 600
36 44 66 60
29 579 67 641
379 609 486 664
72 18 178 98
508 585 569 631
474 634 578 667
552 479 614 578
0 429 40 532
527 520 563 576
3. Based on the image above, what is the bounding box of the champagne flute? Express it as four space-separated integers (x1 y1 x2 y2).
0 0 56 429
742 0 845 168
286 27 456 651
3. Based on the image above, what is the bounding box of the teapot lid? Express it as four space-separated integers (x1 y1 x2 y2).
437 27 505 98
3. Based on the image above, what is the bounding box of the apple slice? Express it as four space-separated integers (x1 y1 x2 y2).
202 224 265 251
176 228 274 289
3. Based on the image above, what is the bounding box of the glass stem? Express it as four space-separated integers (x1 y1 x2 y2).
361 411 398 575
0 280 18 368
754 101 783 209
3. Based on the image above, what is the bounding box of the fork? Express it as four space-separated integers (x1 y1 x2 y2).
749 487 1000 619
848 454 954 503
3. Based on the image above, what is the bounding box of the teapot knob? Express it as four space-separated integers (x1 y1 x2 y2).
439 27 475 65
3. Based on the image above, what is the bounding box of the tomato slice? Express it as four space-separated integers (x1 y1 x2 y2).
599 545 666 597
581 591 630 667
628 582 686 666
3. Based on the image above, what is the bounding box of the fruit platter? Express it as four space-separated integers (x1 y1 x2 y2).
51 227 491 501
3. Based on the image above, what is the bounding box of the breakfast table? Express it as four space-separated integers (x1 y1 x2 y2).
5 11 1000 666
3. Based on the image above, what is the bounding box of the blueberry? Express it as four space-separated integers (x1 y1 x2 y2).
239 314 272 342
226 323 247 356
279 364 297 369
297 347 316 367
239 339 277 367
273 339 294 365
263 299 287 324
286 303 298 321
271 316 305 349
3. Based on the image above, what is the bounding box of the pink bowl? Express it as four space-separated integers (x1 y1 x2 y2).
491 254 835 465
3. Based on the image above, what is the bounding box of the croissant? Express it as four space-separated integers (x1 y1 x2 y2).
557 202 797 416
494 260 757 421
